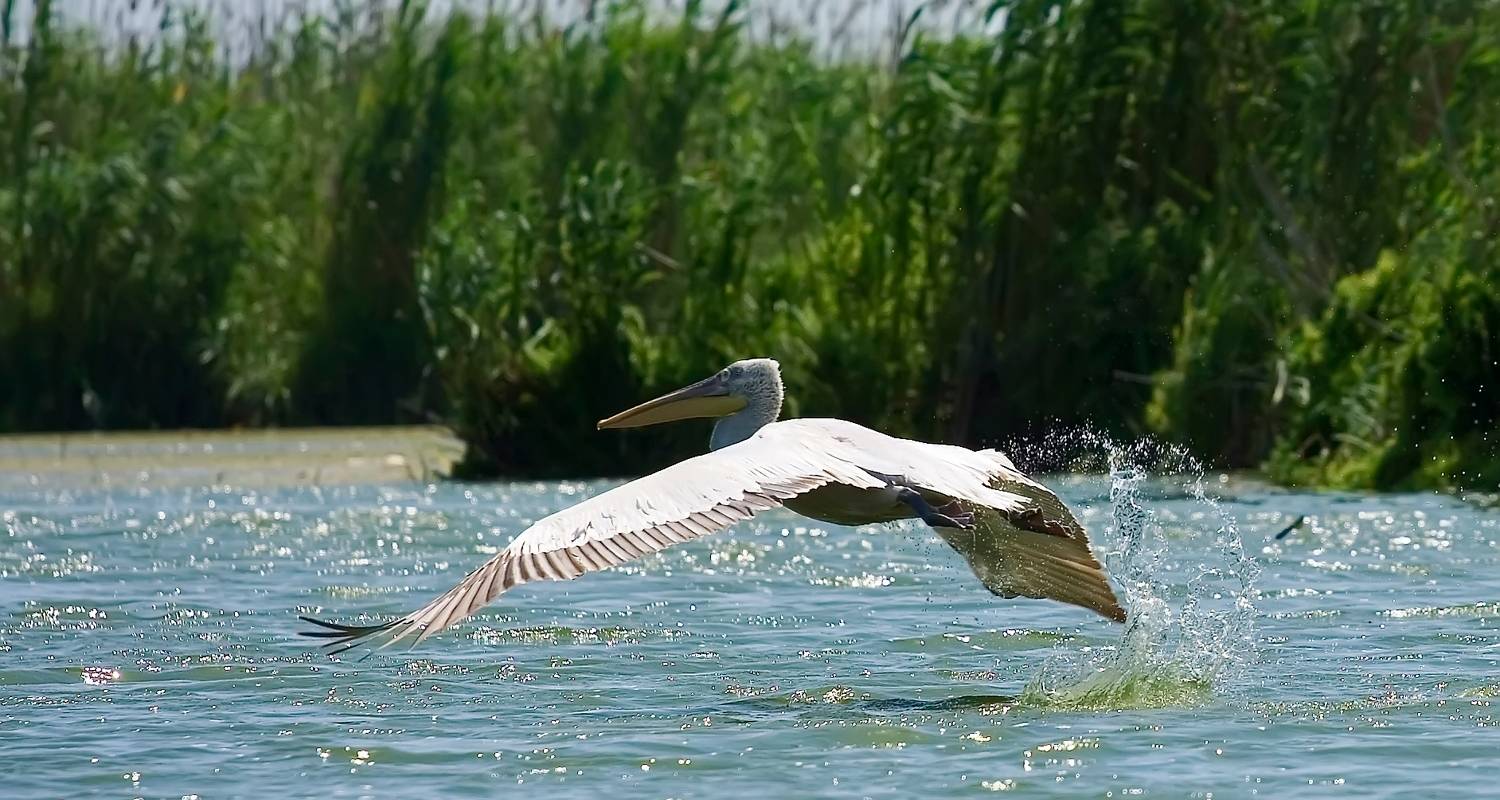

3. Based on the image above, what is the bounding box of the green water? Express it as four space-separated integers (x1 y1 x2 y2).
2 456 1497 796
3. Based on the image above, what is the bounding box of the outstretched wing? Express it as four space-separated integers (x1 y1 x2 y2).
777 419 1125 623
301 425 888 653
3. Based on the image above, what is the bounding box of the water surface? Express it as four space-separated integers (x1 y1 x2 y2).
3 462 1497 797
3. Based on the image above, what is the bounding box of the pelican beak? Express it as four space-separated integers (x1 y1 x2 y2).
597 374 747 429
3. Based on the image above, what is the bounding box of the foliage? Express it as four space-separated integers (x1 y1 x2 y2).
1267 163 1500 490
0 0 1495 488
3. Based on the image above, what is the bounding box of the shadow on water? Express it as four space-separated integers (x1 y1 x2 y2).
718 678 1214 717
858 681 1212 713
711 692 1019 720
858 694 1017 712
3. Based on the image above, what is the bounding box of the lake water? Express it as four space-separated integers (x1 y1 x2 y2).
3 445 1497 797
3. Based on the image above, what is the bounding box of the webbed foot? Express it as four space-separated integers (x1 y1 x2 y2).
940 510 976 529
934 500 975 529
897 488 976 530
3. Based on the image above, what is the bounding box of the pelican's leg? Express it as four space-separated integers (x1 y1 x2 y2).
934 499 977 528
895 487 975 530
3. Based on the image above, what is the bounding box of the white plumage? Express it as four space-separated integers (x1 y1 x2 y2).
302 360 1125 654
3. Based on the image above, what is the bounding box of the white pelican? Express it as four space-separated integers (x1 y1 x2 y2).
303 358 1125 653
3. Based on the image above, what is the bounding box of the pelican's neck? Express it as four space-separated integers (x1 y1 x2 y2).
710 375 784 451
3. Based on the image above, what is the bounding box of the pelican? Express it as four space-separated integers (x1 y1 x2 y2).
302 358 1125 653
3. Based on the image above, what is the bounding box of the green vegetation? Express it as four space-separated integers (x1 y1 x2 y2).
1 0 1495 489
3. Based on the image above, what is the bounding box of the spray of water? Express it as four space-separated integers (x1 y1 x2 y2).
1012 430 1260 710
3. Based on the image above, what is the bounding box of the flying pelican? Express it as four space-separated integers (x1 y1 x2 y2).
302 358 1125 653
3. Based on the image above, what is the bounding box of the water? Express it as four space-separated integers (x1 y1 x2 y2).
3 456 1498 797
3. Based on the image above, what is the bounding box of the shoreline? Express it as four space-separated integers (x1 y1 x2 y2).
0 426 466 489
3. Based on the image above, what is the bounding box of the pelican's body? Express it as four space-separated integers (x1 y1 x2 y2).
772 418 1013 526
785 475 911 527
304 359 1125 653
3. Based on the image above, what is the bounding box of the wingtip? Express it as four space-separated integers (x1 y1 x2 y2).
297 614 397 653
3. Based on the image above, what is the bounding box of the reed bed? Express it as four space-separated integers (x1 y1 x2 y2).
1 0 1495 488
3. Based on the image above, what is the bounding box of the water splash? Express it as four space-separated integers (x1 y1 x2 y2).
1013 431 1260 710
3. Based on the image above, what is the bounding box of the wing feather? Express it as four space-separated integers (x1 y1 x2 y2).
935 497 1127 623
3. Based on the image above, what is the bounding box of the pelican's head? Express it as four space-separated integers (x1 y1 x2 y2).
597 358 783 430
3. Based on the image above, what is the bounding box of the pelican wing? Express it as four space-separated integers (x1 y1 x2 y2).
301 425 888 653
775 419 1125 622
935 483 1126 623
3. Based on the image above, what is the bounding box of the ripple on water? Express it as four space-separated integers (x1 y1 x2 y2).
3 438 1498 797
1382 602 1500 619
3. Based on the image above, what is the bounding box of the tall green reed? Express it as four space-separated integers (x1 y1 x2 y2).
0 0 1494 489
